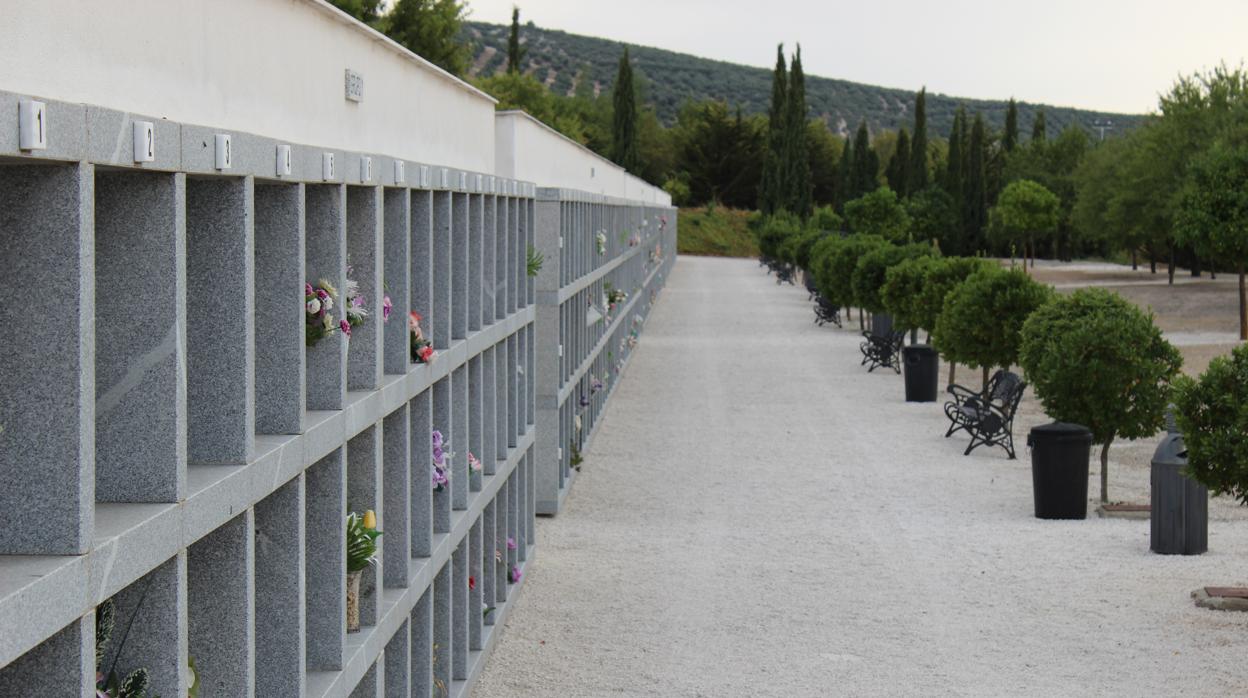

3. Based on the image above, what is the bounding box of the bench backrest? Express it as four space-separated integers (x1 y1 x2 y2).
993 371 1026 418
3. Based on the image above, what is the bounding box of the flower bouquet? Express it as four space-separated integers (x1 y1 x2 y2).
432 430 451 492
409 312 436 364
305 280 344 346
595 231 607 255
346 510 381 633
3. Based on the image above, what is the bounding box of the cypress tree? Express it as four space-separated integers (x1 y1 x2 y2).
836 138 854 211
944 108 966 252
965 113 988 253
888 128 911 197
506 6 525 73
610 47 640 173
909 87 929 193
851 121 875 200
759 45 788 215
1003 97 1019 152
1031 109 1047 145
784 45 813 218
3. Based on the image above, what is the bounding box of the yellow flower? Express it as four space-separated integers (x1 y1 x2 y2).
362 510 376 530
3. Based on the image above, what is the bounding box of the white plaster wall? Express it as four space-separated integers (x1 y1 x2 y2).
495 111 670 205
2 0 497 171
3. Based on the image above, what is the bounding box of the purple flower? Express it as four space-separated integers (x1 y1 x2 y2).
305 282 314 296
509 565 522 584
339 318 352 337
382 295 393 322
316 288 329 301
506 537 516 551
432 430 443 449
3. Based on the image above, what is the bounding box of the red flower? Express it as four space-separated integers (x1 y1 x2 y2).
418 345 435 362
468 575 476 591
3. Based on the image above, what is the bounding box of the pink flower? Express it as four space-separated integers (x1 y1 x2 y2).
506 537 516 551
305 282 314 296
316 288 329 301
382 295 393 322
340 319 352 337
408 311 422 333
418 345 435 363
509 565 522 584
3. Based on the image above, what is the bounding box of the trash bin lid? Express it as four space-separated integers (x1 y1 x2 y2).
1152 433 1188 464
1030 421 1094 441
902 344 938 357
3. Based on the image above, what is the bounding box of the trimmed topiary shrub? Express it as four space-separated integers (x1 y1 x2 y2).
757 211 805 262
811 205 844 233
852 242 938 315
932 267 1053 393
844 187 911 241
881 256 939 336
1174 344 1248 504
809 234 847 304
917 257 995 384
1019 288 1183 504
826 234 887 327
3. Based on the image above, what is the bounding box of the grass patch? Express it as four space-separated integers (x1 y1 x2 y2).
677 206 759 257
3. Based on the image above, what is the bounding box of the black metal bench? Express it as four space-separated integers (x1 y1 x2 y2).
859 329 905 373
813 295 842 327
943 369 1027 458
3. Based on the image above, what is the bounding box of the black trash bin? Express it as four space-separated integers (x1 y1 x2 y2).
1150 429 1207 555
1028 422 1093 519
902 345 939 402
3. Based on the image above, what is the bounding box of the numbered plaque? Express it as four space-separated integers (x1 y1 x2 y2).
276 144 293 177
215 134 233 170
322 152 336 181
18 99 47 151
394 160 405 184
133 121 155 163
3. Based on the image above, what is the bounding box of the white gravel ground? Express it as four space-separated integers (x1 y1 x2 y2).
475 256 1248 697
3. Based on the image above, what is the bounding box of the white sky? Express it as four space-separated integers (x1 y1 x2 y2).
465 0 1248 114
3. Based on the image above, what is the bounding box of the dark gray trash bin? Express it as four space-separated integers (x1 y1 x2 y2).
1150 429 1207 555
902 345 939 402
872 313 893 337
1028 422 1093 519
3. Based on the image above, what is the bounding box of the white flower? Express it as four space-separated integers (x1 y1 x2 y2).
306 298 321 315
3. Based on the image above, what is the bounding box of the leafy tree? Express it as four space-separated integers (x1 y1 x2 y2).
881 255 939 337
784 46 813 218
854 243 937 316
835 137 854 211
811 205 842 232
809 234 848 305
1005 125 1089 260
990 179 1060 270
844 187 911 241
827 234 888 327
670 101 764 208
756 211 805 262
1003 97 1019 152
906 186 958 247
328 0 385 24
759 45 788 216
507 6 526 73
475 71 590 143
1019 289 1182 503
1031 108 1047 145
909 88 930 193
887 128 911 197
611 48 640 172
1174 344 1248 504
808 120 844 207
964 113 989 253
1175 141 1248 339
384 0 470 76
933 267 1052 394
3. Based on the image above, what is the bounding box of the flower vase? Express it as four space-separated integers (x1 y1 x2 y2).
346 570 362 633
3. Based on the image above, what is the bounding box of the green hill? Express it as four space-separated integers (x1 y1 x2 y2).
464 21 1142 138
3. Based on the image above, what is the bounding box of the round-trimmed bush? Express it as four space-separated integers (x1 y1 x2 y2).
852 242 938 315
826 234 887 316
1019 288 1182 503
1174 344 1248 504
881 256 939 335
809 234 846 303
757 212 804 262
932 267 1052 388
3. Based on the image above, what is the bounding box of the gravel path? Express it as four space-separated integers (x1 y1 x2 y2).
475 255 1248 697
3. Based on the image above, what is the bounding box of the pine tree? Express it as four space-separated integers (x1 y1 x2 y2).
783 46 813 218
506 6 525 73
836 138 854 212
1031 109 1047 146
851 121 875 200
944 108 966 252
1003 98 1019 152
610 47 640 173
965 113 988 253
759 45 788 215
909 87 929 193
888 128 911 197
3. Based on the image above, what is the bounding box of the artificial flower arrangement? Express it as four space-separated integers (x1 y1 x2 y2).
409 312 436 364
595 231 607 255
628 232 641 247
500 537 521 584
604 283 627 310
590 375 604 394
382 295 393 323
346 510 382 633
468 452 483 477
305 277 366 346
578 394 590 408
431 430 451 492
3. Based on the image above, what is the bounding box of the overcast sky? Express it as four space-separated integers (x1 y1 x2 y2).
466 0 1248 114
